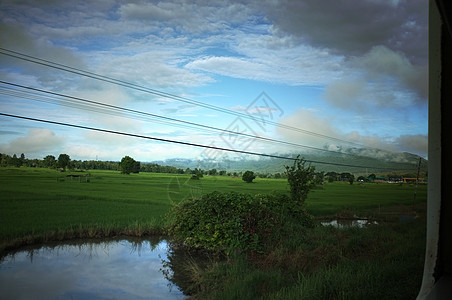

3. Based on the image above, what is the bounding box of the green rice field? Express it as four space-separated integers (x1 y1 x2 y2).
0 167 428 298
0 167 426 250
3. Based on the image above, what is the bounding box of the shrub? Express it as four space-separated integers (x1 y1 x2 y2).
190 174 201 180
285 156 316 207
168 191 314 254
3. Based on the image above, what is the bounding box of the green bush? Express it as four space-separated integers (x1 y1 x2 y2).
168 191 315 254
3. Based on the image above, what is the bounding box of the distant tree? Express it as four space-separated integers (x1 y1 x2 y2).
43 155 56 168
315 171 325 185
349 174 355 185
326 171 338 182
368 173 376 181
242 170 256 183
274 173 282 179
0 153 6 166
120 156 139 174
340 172 352 181
133 160 140 173
285 156 316 207
57 154 71 170
11 154 22 167
208 168 217 176
219 170 227 176
192 168 204 178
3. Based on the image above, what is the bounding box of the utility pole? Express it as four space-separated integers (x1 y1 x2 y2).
413 157 422 207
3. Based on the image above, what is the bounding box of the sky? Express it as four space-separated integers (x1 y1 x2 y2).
0 0 428 163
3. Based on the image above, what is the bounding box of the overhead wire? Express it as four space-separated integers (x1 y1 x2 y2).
0 48 422 171
0 80 365 158
0 47 365 147
0 112 418 170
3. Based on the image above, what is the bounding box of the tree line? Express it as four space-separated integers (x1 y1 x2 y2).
0 153 421 180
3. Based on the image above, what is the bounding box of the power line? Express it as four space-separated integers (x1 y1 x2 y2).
0 112 418 170
0 80 365 158
0 47 365 147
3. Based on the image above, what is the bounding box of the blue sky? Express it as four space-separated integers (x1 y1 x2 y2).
0 0 428 162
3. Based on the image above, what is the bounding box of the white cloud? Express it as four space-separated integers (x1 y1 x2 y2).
276 108 343 150
276 108 427 157
0 128 64 155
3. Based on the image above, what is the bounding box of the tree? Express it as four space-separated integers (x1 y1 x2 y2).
120 156 139 174
57 154 71 170
326 171 338 182
349 174 355 185
285 156 316 207
43 155 56 168
11 154 22 167
242 170 256 183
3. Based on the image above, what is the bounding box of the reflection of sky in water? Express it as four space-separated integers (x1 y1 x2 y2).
321 219 378 228
0 239 185 300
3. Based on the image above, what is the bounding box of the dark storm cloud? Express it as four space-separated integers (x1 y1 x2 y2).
265 0 427 65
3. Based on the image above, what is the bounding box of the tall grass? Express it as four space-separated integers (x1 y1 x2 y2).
186 220 425 299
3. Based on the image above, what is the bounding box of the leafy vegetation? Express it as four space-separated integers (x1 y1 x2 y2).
169 157 317 254
176 219 425 299
169 191 314 253
120 155 140 174
285 156 316 206
242 170 256 183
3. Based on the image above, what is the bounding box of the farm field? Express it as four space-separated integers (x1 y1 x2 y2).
0 167 428 298
1 167 426 251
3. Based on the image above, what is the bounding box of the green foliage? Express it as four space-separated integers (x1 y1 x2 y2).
349 174 355 185
186 220 426 300
57 154 71 170
242 170 256 183
43 155 56 168
285 156 316 206
120 156 140 174
168 191 315 254
190 174 201 180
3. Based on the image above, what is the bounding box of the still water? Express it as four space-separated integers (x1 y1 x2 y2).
321 219 378 228
0 238 185 300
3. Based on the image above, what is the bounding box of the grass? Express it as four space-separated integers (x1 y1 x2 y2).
0 167 425 242
0 167 428 298
179 219 426 300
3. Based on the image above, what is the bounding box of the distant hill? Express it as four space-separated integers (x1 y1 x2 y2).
152 147 427 176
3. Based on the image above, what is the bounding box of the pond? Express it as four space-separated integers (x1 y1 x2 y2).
321 219 378 228
0 238 185 300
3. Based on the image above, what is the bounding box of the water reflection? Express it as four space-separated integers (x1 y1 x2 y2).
321 219 378 228
0 238 185 300
162 244 224 296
